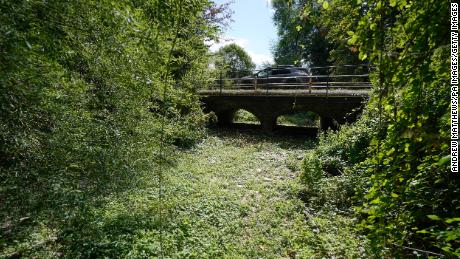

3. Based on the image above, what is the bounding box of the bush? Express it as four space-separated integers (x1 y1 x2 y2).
299 114 375 211
300 151 322 191
299 1 459 256
300 114 374 181
0 0 223 257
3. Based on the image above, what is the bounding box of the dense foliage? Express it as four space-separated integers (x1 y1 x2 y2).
294 0 459 256
272 0 330 68
214 43 256 77
271 0 367 76
0 0 225 257
353 0 458 256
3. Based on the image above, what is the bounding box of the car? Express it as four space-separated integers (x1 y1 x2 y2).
240 65 309 86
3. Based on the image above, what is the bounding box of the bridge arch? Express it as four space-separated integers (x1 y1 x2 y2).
271 106 338 131
212 106 263 126
233 109 260 124
276 111 320 128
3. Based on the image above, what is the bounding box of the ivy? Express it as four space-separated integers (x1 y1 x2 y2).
350 0 457 256
294 0 458 256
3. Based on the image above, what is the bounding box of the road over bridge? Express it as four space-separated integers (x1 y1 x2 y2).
199 65 372 133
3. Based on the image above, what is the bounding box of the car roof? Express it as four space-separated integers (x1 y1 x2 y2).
265 65 306 70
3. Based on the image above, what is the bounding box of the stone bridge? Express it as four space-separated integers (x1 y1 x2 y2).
199 90 369 132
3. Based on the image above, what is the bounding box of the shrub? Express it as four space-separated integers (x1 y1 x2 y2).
300 114 374 182
299 114 375 211
0 0 224 256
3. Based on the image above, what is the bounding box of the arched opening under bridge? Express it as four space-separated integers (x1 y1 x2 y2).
276 111 320 128
233 109 261 125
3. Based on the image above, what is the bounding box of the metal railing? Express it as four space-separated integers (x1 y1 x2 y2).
206 64 373 95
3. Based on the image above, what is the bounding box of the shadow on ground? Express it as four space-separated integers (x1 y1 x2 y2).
208 123 318 150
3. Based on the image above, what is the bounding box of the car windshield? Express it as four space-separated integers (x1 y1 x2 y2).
257 70 270 77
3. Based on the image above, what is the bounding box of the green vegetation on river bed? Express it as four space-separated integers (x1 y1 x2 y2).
1 130 369 258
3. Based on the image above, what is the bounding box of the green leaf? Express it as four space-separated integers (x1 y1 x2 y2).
348 35 358 45
438 155 450 166
359 52 367 60
322 1 329 10
404 143 410 152
370 23 377 31
445 218 460 224
370 197 380 204
399 0 408 9
391 193 399 198
427 215 441 221
296 25 303 32
25 39 32 49
384 104 393 111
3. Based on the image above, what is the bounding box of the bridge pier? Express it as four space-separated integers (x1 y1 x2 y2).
216 110 235 126
320 117 337 131
260 114 277 134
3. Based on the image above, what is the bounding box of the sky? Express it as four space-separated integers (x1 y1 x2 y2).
210 0 277 68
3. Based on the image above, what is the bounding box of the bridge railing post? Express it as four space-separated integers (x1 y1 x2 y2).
236 70 239 89
265 72 269 94
326 75 329 97
219 71 223 95
308 76 312 94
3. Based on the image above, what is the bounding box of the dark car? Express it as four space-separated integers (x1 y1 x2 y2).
240 65 308 86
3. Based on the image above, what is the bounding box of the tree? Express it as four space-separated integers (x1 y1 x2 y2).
0 0 228 256
214 43 255 77
271 0 331 71
271 0 366 75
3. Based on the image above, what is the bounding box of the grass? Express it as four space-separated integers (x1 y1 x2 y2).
233 110 260 124
1 129 369 258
